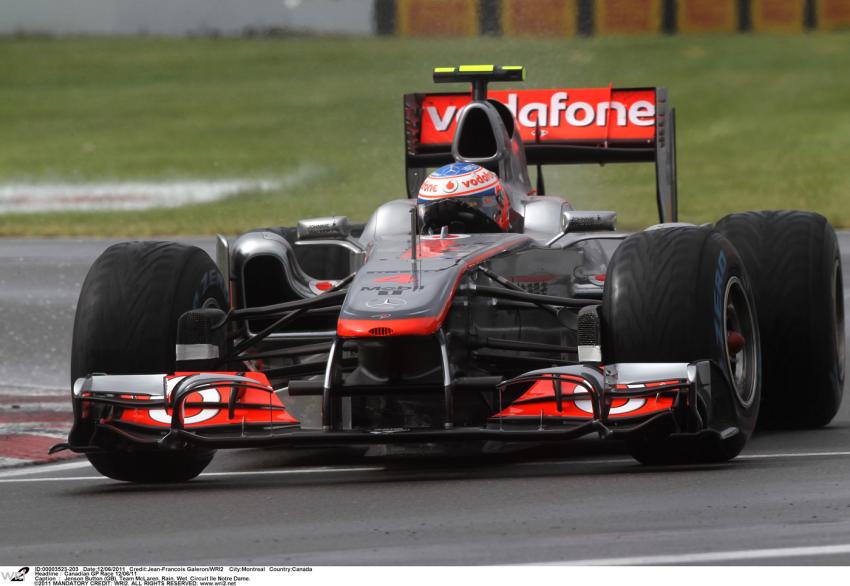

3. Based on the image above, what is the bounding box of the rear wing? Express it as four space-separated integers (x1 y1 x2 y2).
403 86 678 223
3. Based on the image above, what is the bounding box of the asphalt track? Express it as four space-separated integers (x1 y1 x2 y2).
0 233 849 566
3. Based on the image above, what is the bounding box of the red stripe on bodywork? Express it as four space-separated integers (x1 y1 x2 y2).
337 317 442 337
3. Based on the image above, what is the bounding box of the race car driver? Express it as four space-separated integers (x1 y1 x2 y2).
417 162 511 234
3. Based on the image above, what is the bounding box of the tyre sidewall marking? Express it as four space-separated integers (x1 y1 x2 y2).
833 257 846 386
711 238 761 431
193 268 227 309
713 248 727 352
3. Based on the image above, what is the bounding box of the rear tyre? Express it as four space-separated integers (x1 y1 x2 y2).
602 227 761 465
716 211 845 428
71 241 227 482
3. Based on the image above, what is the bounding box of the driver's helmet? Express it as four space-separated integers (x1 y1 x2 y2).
417 163 509 233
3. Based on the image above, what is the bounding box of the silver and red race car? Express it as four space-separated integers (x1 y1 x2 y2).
54 65 845 482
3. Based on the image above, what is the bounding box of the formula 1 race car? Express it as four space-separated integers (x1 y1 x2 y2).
53 65 845 482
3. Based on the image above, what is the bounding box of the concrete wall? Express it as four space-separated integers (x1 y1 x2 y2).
0 0 374 36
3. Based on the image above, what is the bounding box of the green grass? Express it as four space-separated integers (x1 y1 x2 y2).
1 34 849 236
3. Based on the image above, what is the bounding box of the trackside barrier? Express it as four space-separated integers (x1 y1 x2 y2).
374 0 850 35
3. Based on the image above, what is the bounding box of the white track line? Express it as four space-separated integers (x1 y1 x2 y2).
0 465 385 483
0 384 67 396
551 543 850 565
0 457 29 468
0 382 66 391
0 423 72 434
739 450 850 460
0 402 73 412
0 458 92 478
3 448 850 483
519 450 850 468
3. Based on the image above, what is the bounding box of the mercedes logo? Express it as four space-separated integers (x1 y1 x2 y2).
365 297 408 309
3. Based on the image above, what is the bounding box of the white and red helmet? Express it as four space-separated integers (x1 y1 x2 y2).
417 163 509 232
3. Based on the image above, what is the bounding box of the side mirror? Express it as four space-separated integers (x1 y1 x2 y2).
547 210 617 247
297 216 352 240
561 211 617 232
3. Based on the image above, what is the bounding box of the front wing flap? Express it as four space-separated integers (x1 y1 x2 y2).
55 371 299 453
492 361 712 436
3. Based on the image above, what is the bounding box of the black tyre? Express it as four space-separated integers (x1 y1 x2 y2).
71 241 228 482
602 226 761 465
716 211 845 428
86 450 215 484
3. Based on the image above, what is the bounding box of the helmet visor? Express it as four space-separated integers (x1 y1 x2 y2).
418 188 507 233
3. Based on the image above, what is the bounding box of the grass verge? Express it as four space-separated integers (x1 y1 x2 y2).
1 34 849 236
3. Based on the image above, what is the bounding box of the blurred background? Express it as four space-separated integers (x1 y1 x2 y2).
0 0 848 235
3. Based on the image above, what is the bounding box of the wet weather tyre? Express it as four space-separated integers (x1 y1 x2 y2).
71 241 228 482
716 211 845 428
602 227 761 465
85 450 215 484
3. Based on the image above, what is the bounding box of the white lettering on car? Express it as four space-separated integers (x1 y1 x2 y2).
566 101 595 127
426 105 458 131
149 387 221 425
429 94 656 132
519 102 547 127
629 100 656 126
548 91 568 127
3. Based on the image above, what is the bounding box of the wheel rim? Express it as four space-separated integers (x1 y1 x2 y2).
834 260 846 384
723 277 758 407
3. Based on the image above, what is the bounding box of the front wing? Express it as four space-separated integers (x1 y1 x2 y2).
51 360 734 455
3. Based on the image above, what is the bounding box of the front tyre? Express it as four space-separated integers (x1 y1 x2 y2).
71 241 227 482
602 227 761 465
86 450 214 483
